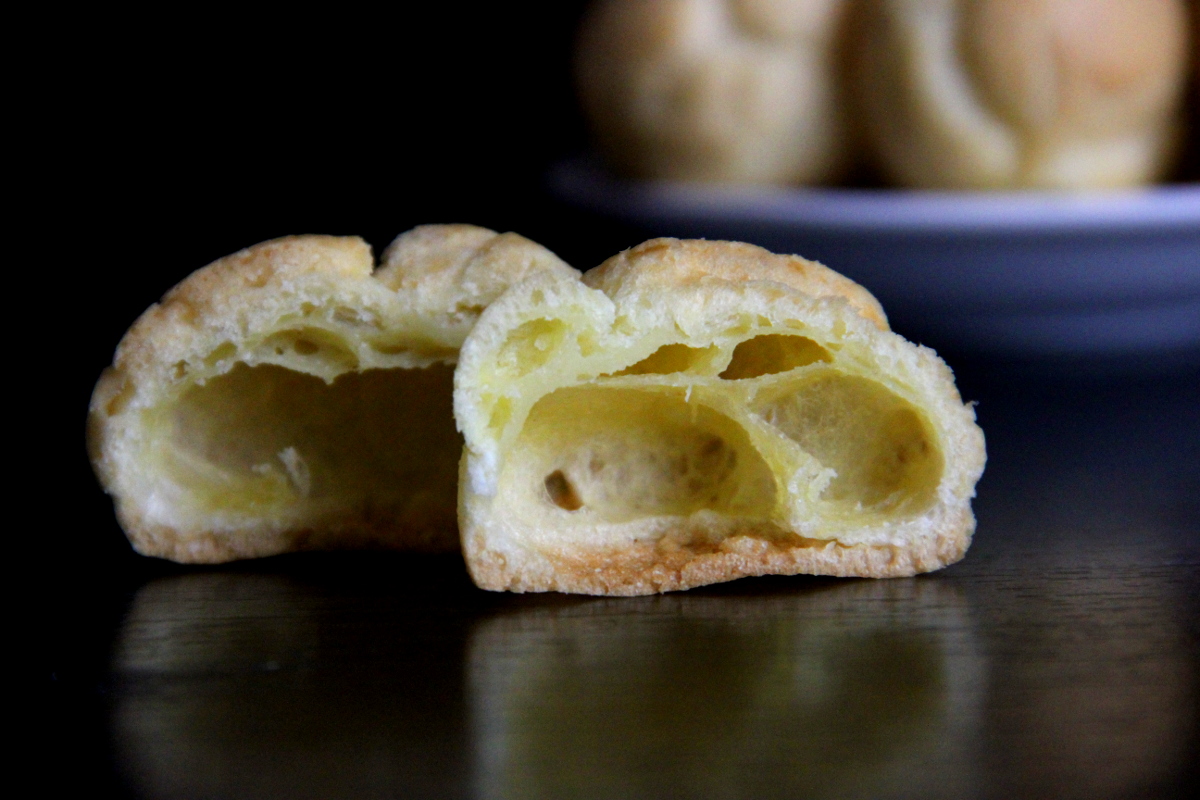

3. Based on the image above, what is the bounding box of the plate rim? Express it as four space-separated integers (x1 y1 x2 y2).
550 158 1200 235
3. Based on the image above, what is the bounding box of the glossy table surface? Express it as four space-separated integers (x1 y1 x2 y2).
58 368 1199 799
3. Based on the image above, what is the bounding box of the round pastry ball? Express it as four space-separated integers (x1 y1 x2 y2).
576 0 857 185
853 0 1191 190
1191 0 1200 180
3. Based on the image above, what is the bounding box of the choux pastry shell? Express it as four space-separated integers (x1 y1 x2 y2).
454 238 986 595
88 226 575 563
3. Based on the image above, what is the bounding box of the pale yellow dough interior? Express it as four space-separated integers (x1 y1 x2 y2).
509 387 778 523
496 333 944 535
152 362 461 527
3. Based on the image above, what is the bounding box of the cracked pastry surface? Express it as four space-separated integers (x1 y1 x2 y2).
455 238 986 595
88 225 575 563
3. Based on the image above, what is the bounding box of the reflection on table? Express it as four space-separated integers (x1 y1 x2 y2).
469 579 982 800
105 374 1198 799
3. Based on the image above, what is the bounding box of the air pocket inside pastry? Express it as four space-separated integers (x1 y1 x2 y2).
455 239 986 595
88 226 576 563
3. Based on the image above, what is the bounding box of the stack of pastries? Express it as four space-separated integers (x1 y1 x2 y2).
575 0 1196 189
90 227 985 595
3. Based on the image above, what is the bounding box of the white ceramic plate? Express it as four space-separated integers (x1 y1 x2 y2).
550 159 1200 358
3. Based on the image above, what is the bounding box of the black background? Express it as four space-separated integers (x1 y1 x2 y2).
57 6 622 582
45 2 618 785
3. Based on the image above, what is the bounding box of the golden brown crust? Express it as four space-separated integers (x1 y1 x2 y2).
582 238 888 330
376 225 577 341
90 226 576 563
466 523 971 596
107 236 374 389
456 238 985 596
463 490 973 595
113 505 460 564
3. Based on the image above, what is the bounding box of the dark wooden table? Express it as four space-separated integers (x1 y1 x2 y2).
48 366 1199 800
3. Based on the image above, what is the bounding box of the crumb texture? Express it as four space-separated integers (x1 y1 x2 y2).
456 238 986 594
89 227 576 562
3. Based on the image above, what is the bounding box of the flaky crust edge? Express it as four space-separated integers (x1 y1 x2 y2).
461 464 973 597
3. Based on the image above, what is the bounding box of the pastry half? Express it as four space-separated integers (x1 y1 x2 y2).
88 225 576 563
455 238 986 595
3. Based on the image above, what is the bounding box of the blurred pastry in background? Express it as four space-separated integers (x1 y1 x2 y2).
455 238 985 595
1190 0 1199 180
854 0 1192 190
576 0 857 185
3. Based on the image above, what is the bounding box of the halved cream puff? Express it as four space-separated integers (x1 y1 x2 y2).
88 225 576 562
455 238 985 595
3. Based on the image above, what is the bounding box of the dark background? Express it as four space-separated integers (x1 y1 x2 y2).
47 3 617 787
59 7 620 581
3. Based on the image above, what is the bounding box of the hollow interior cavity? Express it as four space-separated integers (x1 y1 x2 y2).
503 387 777 522
159 363 461 525
497 318 569 377
719 334 832 380
256 327 360 370
755 370 942 515
612 343 720 376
